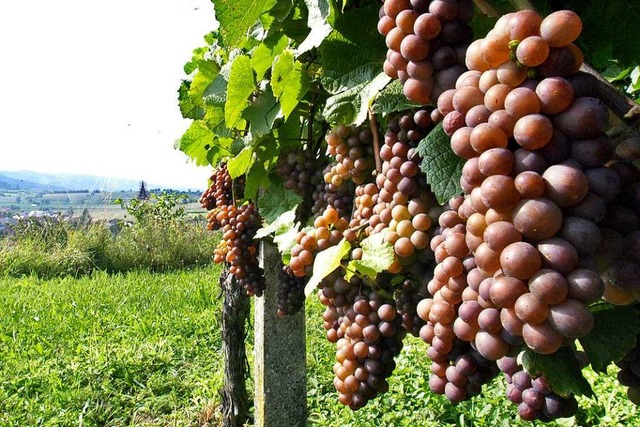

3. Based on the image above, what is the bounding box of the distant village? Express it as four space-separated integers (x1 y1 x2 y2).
0 181 204 236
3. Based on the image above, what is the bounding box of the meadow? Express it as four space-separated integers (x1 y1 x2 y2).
0 265 638 426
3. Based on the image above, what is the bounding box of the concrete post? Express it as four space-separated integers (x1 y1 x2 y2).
255 241 307 427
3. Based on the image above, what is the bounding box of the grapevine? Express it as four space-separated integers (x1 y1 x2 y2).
180 0 640 422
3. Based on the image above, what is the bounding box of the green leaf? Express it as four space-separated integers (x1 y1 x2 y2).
251 34 289 81
203 74 228 107
323 72 391 126
358 232 395 276
243 88 282 137
215 0 278 48
271 50 309 119
297 0 333 55
178 80 204 120
305 238 351 297
257 180 303 224
227 147 254 179
371 80 423 115
225 55 255 129
579 304 640 372
269 0 294 22
521 347 593 398
256 208 297 238
184 46 210 75
416 123 464 204
244 161 269 200
177 121 215 166
561 0 640 69
318 7 387 94
256 208 300 263
189 60 221 101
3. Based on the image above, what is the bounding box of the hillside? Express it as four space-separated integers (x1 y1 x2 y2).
0 170 168 191
0 173 65 191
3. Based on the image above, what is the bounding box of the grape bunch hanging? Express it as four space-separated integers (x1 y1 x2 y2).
200 164 265 296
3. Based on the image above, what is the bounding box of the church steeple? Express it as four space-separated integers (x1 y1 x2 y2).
137 181 150 200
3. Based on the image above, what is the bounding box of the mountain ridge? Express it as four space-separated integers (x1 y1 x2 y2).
0 170 199 192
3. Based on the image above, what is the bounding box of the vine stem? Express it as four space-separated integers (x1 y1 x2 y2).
473 0 500 18
507 0 536 11
368 107 382 174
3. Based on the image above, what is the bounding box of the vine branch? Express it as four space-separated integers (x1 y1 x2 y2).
368 108 382 174
473 0 500 18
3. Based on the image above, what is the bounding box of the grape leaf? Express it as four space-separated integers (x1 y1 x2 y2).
271 50 309 119
579 304 640 372
318 6 387 95
269 0 294 21
296 0 333 55
189 60 221 101
257 180 303 224
521 347 594 398
323 72 391 126
178 80 204 120
184 46 210 76
227 147 254 179
215 0 278 48
416 123 464 204
354 232 395 279
244 161 269 201
371 80 422 115
256 208 300 264
225 55 255 129
176 121 215 166
203 74 228 107
305 238 351 297
243 88 282 137
560 0 640 69
251 33 289 81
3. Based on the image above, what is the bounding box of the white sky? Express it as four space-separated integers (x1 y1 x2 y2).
0 0 217 190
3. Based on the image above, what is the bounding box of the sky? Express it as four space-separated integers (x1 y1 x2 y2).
0 0 217 190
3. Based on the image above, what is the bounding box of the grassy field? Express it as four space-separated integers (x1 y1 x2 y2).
0 266 225 427
0 267 638 426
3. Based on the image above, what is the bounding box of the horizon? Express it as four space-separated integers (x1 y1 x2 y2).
0 168 207 192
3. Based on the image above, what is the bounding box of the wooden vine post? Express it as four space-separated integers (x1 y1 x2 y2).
220 265 251 427
255 241 307 427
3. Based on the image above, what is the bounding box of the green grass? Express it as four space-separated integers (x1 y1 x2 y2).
1 267 638 426
0 266 224 426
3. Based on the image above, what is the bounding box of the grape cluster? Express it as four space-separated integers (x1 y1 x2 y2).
277 264 307 317
200 164 234 230
498 355 578 421
426 339 499 402
368 109 440 273
420 10 615 363
289 207 348 278
320 282 406 410
378 0 475 104
325 124 375 186
312 163 355 219
395 278 430 336
213 203 265 296
594 168 640 305
350 183 380 232
276 150 325 196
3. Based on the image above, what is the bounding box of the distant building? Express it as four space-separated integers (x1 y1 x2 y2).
137 181 150 200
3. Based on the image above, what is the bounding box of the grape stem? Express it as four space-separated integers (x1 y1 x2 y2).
473 0 500 18
579 63 640 125
368 107 382 174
